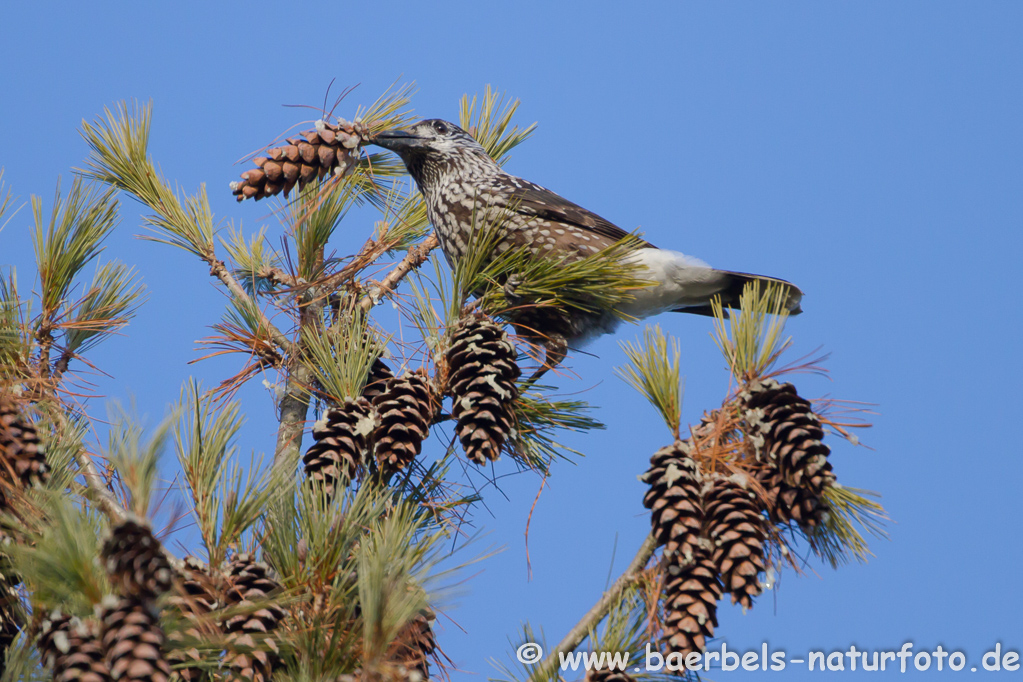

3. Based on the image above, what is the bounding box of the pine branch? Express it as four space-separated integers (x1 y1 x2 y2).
80 102 297 359
359 233 439 312
532 533 657 681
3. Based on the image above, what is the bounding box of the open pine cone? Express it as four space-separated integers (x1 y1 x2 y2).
662 550 722 658
373 371 436 481
99 595 172 682
303 398 377 495
446 316 520 464
703 475 767 609
101 518 173 601
0 394 49 509
222 553 286 682
742 379 835 528
231 122 368 201
641 441 704 567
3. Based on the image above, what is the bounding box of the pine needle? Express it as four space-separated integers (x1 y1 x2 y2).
617 325 684 438
711 280 792 381
302 313 382 402
104 402 174 518
808 485 889 568
459 85 537 166
62 261 146 357
31 177 119 316
80 101 215 258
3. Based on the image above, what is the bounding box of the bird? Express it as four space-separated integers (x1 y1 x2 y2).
370 119 803 376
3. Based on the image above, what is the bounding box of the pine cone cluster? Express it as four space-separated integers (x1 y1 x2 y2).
39 613 110 682
0 394 49 508
742 379 835 528
99 596 171 682
101 518 173 600
704 475 767 609
641 442 703 567
373 372 436 481
222 553 286 682
231 122 366 201
303 398 377 495
445 316 520 464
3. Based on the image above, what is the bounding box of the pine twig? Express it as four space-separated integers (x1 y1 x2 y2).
533 533 658 680
359 233 440 312
74 447 127 523
207 258 296 356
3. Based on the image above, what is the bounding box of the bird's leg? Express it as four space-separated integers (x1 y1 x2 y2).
522 335 568 387
503 272 524 305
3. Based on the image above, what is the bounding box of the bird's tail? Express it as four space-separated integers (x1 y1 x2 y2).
673 270 803 318
621 248 803 319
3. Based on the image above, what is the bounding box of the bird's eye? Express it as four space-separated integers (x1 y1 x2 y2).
432 121 447 134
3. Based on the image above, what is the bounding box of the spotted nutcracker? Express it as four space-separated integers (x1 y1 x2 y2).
370 119 803 375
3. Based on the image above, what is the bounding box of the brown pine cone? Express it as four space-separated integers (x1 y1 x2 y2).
222 553 285 682
99 595 171 682
703 475 768 609
584 668 637 682
362 357 395 402
389 611 437 680
742 379 835 528
641 442 704 567
231 122 366 201
446 316 520 464
39 614 111 682
373 371 436 481
0 394 49 508
165 556 219 682
662 550 722 658
303 398 377 495
101 517 173 601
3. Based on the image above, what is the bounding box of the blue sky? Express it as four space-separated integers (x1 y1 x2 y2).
2 1 1021 679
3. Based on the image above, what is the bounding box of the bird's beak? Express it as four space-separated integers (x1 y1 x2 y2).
368 128 422 152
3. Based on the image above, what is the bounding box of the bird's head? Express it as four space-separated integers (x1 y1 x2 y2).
369 119 498 186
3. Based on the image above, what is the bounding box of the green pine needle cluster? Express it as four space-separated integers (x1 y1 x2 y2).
617 325 684 438
712 279 792 380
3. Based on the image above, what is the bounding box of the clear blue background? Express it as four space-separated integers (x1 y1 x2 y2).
2 1 1021 678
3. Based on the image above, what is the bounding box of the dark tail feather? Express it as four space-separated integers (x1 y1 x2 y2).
672 271 803 317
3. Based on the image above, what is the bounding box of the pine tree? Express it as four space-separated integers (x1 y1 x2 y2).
0 87 886 682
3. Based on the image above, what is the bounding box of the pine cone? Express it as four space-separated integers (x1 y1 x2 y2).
389 611 436 681
742 380 835 528
0 394 49 508
39 614 111 682
373 372 436 481
101 518 173 601
99 595 171 682
165 557 219 682
231 123 365 201
446 316 520 464
303 398 377 495
641 442 704 567
584 669 636 682
0 567 21 669
222 553 285 682
662 550 721 658
703 475 767 609
362 357 395 402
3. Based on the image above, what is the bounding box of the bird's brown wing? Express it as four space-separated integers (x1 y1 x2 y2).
498 178 656 249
